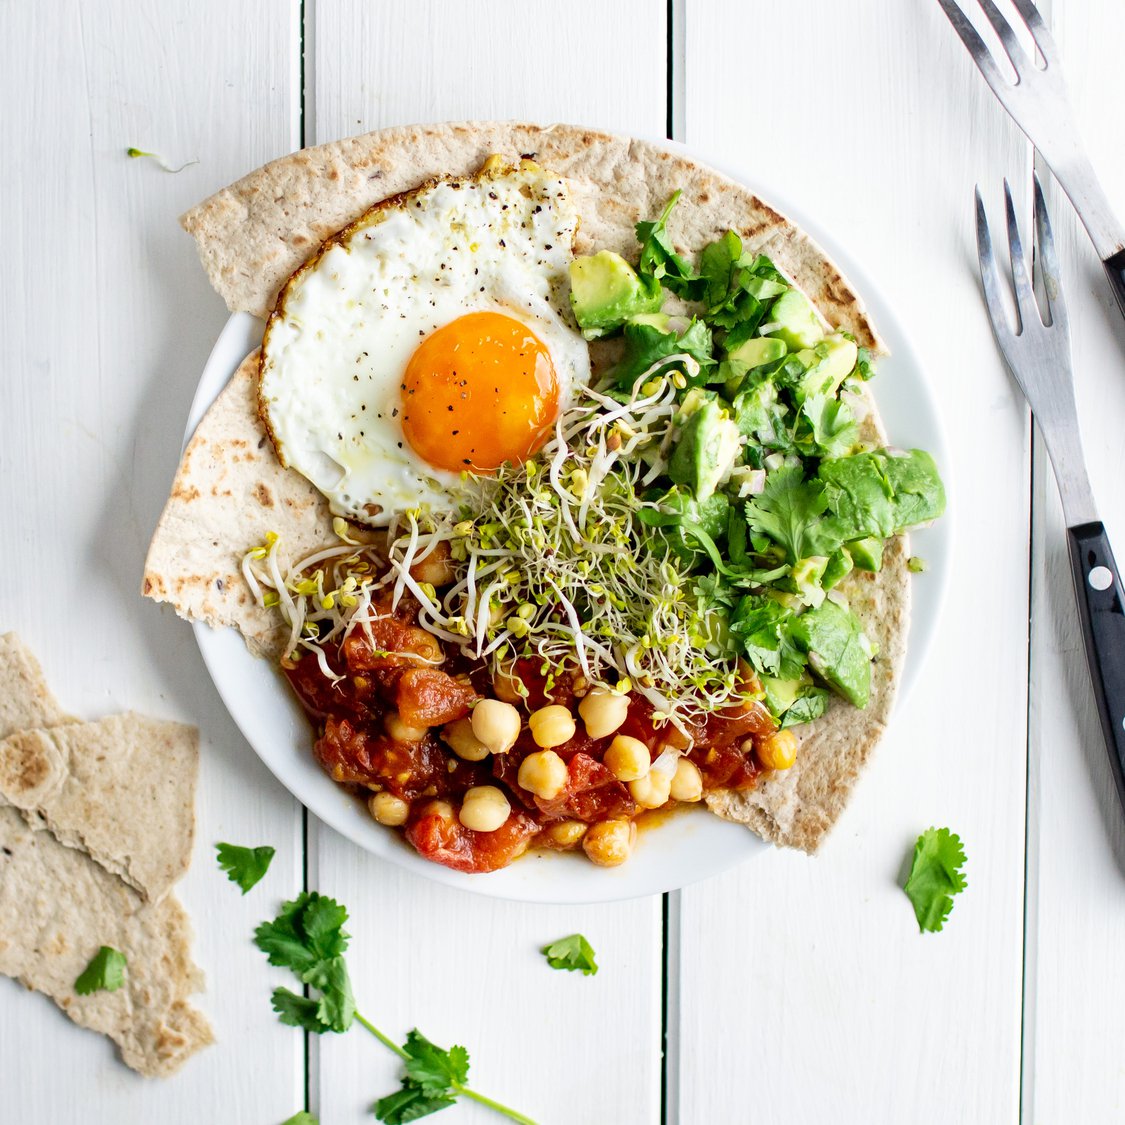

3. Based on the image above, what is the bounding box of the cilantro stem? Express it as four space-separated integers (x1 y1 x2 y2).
355 1010 538 1125
354 1011 408 1060
454 1085 540 1125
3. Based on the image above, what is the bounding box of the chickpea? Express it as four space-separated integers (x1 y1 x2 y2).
418 799 455 823
458 786 511 833
629 770 672 810
578 687 630 739
442 718 490 761
603 734 651 783
518 749 568 800
756 728 798 772
368 791 410 827
528 704 576 748
470 699 521 755
409 543 455 586
669 758 703 803
582 819 637 867
543 819 587 849
384 712 428 742
492 662 527 704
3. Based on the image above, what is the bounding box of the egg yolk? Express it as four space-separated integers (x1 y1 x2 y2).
400 311 560 474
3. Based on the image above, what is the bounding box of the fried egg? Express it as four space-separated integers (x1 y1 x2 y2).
259 159 590 525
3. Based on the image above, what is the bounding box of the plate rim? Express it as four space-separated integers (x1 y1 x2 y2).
184 131 952 904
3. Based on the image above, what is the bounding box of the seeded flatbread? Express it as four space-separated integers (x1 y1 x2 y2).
0 634 212 1076
0 713 198 903
154 124 912 853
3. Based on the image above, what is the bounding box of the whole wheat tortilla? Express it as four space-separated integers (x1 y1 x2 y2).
0 634 212 1076
142 350 331 661
181 122 884 353
0 713 198 903
153 123 913 853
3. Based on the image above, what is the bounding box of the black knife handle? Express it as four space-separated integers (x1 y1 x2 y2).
1067 520 1125 816
1104 250 1125 326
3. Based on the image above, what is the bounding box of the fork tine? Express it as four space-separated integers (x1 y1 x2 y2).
976 0 1023 68
935 0 1011 92
975 187 1017 338
1032 173 1069 335
1004 179 1039 328
1008 0 1061 67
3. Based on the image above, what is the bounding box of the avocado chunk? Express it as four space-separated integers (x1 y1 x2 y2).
848 536 884 572
798 334 859 403
767 288 824 351
668 399 742 502
822 548 854 589
728 335 787 370
789 598 874 708
569 251 663 339
761 675 802 718
789 555 829 607
628 311 672 331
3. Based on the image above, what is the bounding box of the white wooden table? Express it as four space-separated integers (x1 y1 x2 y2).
3 1 1124 1121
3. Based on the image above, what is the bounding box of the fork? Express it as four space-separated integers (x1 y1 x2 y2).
940 0 1125 322
976 176 1125 819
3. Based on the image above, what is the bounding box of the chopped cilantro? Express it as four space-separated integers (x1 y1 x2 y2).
216 842 276 893
75 946 126 995
744 467 843 564
540 934 599 976
635 190 697 293
903 828 967 933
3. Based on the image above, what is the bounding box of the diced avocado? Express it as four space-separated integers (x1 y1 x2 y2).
727 335 787 370
790 556 828 607
798 334 859 403
628 311 672 331
822 548 854 590
790 599 874 709
569 250 663 339
767 288 824 350
668 400 742 502
848 536 884 572
761 675 803 718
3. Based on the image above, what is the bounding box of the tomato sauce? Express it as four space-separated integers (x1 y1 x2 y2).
283 594 773 873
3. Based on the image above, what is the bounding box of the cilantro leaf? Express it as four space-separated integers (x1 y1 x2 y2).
216 842 276 893
304 956 356 1032
801 394 859 458
254 892 350 974
635 191 697 293
281 1111 319 1125
540 934 599 976
611 319 715 389
271 987 328 1033
402 1030 471 1093
729 595 803 680
904 828 967 933
75 946 127 995
744 467 843 564
780 685 831 728
373 1085 456 1123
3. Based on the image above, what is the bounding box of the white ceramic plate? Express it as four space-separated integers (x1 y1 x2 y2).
187 139 951 905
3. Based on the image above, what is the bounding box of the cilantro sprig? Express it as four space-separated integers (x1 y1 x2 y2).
255 893 537 1124
216 842 276 893
75 946 127 995
540 934 598 976
903 828 967 933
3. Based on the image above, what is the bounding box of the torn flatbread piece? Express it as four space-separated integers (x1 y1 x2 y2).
142 350 331 661
0 713 198 902
0 634 212 1075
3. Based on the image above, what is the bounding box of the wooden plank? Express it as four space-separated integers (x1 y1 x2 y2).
674 2 1032 1122
1024 2 1125 1121
0 2 305 1121
305 2 669 1121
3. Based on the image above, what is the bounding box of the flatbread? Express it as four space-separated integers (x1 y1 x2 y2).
0 713 198 902
0 634 212 1076
181 122 885 352
157 123 913 853
142 350 332 660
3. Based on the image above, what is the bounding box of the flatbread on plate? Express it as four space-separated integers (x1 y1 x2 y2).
150 122 910 853
0 634 212 1076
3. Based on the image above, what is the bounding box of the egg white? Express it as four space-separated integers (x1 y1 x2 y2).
259 162 591 525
